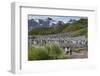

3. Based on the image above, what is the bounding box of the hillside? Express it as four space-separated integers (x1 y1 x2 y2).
28 18 88 37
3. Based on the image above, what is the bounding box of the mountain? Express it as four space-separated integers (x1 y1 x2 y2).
28 18 58 31
28 18 88 37
28 19 39 31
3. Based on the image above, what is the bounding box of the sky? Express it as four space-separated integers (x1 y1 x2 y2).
28 15 83 23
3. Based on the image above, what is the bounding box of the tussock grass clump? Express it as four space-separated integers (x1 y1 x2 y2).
28 43 66 61
45 43 65 59
74 48 85 53
28 46 49 60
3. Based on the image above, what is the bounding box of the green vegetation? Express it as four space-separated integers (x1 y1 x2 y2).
45 43 65 59
62 23 82 32
28 18 88 37
28 46 49 60
73 48 85 53
28 43 67 61
71 28 87 37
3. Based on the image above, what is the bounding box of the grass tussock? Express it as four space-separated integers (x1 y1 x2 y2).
28 43 67 61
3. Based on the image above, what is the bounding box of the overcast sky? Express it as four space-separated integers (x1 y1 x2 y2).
28 15 84 23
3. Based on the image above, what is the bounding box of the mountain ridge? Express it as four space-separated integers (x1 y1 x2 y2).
28 18 88 37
